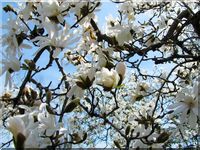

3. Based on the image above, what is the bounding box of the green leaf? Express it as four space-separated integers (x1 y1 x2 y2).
21 64 29 70
116 84 125 89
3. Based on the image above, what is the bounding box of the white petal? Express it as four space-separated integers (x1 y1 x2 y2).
173 104 187 114
180 111 187 124
167 102 182 109
0 67 6 76
188 112 197 128
52 48 61 58
57 14 64 24
12 35 18 48
11 58 20 71
5 72 11 87
192 106 199 116
20 43 32 49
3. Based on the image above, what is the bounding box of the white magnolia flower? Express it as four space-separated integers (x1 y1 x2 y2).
70 1 100 25
67 85 84 99
0 54 20 88
131 82 149 102
37 0 69 24
119 2 135 22
75 64 96 89
1 15 31 56
96 67 120 90
168 84 199 128
38 103 56 136
7 116 26 143
116 62 126 80
18 2 35 21
105 16 132 45
33 18 80 58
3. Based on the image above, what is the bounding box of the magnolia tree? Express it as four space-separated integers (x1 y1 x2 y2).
0 0 199 149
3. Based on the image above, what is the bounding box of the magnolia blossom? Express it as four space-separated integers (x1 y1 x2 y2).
0 54 20 88
37 0 69 24
1 15 31 56
96 67 120 90
6 111 54 148
116 62 126 80
75 66 96 89
33 17 80 58
70 1 100 25
67 85 84 99
168 83 199 128
7 116 27 145
105 16 132 45
119 1 135 22
38 103 57 136
18 2 35 21
131 82 149 102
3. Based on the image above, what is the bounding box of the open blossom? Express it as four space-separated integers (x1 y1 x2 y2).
105 16 132 45
96 67 120 90
37 0 69 24
7 116 27 145
168 82 199 128
119 2 135 22
67 85 84 99
0 54 20 88
18 2 35 21
6 111 53 148
38 103 57 136
75 66 96 89
33 17 80 58
1 15 31 56
131 82 149 102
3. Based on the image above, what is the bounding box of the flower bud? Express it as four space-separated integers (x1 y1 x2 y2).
46 89 52 104
116 62 126 80
96 68 120 91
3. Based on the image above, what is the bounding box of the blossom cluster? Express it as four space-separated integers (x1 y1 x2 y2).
0 0 199 149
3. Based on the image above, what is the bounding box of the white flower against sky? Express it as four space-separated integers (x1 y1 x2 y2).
7 116 27 145
118 1 135 22
37 0 69 24
70 1 100 25
96 67 120 90
18 2 35 21
116 62 126 80
67 85 84 99
131 82 149 102
33 17 80 58
38 103 57 136
75 64 96 89
0 53 20 88
168 83 199 128
157 15 168 29
105 21 133 45
1 15 31 56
